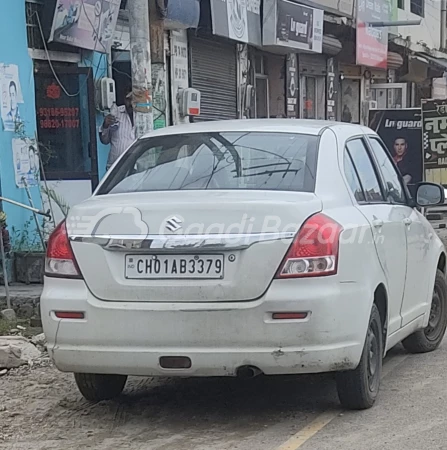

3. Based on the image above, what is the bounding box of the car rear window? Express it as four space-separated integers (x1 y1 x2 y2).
97 132 319 195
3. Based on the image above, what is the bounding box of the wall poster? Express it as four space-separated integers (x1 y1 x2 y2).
0 64 24 132
12 138 40 188
369 108 423 184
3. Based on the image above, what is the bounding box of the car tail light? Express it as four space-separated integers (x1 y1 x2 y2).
276 213 343 279
45 220 82 279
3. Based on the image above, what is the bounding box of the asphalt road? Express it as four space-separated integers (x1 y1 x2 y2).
1 341 447 450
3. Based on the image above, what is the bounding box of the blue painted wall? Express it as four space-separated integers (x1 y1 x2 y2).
0 2 42 248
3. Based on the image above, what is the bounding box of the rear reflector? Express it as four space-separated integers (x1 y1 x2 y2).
55 311 85 320
159 356 192 369
272 312 308 320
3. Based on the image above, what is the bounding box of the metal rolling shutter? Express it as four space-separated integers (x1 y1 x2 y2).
190 37 237 121
299 53 327 76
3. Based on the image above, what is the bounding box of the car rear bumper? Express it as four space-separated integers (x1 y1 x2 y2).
41 277 372 377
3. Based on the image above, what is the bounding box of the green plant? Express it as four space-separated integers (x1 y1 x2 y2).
0 318 16 334
41 186 70 218
11 217 44 253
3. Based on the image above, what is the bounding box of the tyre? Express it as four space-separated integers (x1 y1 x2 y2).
74 373 127 402
402 269 447 354
336 304 383 410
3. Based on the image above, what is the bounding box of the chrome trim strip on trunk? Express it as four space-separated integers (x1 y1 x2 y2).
69 232 296 252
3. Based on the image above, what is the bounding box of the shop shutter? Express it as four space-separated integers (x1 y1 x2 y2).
189 36 237 121
299 53 327 77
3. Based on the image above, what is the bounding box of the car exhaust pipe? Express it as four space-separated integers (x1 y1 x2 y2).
236 365 263 379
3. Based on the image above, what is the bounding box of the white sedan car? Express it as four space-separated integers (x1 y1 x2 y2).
42 120 447 410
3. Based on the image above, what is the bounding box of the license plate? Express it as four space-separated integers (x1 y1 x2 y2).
125 254 224 279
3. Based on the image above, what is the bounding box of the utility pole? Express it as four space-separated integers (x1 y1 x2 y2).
128 0 153 138
441 0 447 51
150 0 167 129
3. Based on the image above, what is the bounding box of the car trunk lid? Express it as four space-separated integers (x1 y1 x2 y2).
68 190 322 302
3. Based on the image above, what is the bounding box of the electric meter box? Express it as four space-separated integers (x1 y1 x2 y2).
99 77 116 110
179 88 201 117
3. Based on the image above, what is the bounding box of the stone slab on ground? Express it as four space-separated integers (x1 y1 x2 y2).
0 336 41 369
1 309 16 322
0 284 43 318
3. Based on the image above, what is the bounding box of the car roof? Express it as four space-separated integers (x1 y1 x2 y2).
141 119 373 139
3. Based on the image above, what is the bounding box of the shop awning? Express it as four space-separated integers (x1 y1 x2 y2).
387 51 404 70
414 53 447 72
322 35 342 56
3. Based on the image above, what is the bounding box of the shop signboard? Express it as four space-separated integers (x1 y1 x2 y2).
369 108 423 184
210 0 262 46
49 0 120 53
326 57 338 120
388 0 398 36
422 99 447 170
293 0 354 18
263 0 324 53
356 0 389 68
286 53 298 118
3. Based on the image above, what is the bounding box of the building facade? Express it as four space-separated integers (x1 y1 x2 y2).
1 0 447 251
0 1 41 245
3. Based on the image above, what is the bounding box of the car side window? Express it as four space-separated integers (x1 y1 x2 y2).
343 150 366 202
346 139 384 203
369 138 406 204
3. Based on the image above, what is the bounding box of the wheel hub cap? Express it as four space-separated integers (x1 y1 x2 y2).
367 328 379 391
425 285 444 342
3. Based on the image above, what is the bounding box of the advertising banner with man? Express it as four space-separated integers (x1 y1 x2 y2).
422 99 447 169
49 0 120 53
369 109 423 184
356 0 389 68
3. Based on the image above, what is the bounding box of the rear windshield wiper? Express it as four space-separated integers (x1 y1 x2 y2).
240 168 302 177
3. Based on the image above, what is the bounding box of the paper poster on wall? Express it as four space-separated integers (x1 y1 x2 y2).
0 64 24 132
12 138 40 188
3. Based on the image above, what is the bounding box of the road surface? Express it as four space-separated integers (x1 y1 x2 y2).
1 341 447 450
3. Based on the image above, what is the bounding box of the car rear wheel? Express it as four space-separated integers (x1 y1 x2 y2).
402 269 447 354
336 304 383 410
74 373 127 402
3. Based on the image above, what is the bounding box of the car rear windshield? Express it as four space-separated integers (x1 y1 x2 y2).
97 132 319 195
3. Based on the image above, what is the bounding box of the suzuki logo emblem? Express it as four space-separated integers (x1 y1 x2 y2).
165 216 183 232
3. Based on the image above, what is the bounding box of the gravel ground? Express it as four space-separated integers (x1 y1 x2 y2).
1 344 447 450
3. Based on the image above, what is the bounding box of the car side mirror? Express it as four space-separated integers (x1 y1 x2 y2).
415 182 445 207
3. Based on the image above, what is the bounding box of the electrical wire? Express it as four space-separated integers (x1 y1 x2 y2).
79 0 109 53
33 0 107 97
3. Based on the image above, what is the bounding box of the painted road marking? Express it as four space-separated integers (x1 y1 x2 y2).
275 410 341 450
274 353 409 450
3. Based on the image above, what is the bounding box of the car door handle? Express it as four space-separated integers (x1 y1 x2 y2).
372 219 383 228
403 218 412 226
